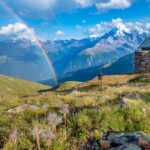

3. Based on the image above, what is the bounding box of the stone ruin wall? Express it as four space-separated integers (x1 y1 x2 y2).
135 50 150 73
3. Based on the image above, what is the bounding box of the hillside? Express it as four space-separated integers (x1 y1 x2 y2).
57 53 134 83
0 74 150 149
0 74 50 95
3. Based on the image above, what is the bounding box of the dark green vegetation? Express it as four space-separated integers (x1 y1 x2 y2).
0 74 150 149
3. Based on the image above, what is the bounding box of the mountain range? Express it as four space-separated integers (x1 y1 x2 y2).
0 24 148 85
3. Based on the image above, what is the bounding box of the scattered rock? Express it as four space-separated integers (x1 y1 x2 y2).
138 136 150 149
119 98 128 108
120 92 141 108
7 104 29 114
7 104 41 114
79 132 147 150
70 90 79 95
124 92 141 100
99 140 111 149
108 144 142 150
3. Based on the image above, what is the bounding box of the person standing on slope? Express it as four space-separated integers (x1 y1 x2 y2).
98 69 103 88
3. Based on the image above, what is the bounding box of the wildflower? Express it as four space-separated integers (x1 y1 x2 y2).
60 104 69 127
102 95 109 101
60 104 69 140
43 104 49 116
47 113 62 133
57 100 64 107
32 125 42 150
9 130 18 143
43 104 49 110
60 104 69 114
30 105 39 120
142 108 146 112
30 105 39 111
9 130 19 149
42 129 56 150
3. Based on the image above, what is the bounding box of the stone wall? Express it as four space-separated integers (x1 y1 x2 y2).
135 50 150 73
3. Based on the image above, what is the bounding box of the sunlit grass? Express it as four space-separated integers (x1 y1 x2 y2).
0 74 150 149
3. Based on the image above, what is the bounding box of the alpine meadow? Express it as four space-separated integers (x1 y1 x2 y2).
0 0 150 150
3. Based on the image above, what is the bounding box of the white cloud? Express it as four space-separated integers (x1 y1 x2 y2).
97 0 132 10
0 23 35 40
76 25 82 29
4 0 133 18
75 0 132 10
22 0 56 10
56 30 65 35
75 0 93 7
85 21 114 37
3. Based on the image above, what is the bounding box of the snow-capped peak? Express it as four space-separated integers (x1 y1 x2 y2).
112 18 131 36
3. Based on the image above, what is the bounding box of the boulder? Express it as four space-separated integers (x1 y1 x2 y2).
106 133 128 146
125 132 144 144
120 92 141 108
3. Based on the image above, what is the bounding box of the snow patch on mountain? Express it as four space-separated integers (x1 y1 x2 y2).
85 18 150 38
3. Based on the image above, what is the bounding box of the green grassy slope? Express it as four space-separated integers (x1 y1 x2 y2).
0 74 150 149
0 74 50 95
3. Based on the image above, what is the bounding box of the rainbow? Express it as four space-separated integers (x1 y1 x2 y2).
0 0 58 85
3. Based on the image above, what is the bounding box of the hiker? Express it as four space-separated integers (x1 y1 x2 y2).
98 70 103 86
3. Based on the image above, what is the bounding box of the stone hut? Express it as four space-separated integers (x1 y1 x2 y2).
135 37 150 73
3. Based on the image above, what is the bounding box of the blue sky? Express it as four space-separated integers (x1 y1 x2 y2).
0 0 150 40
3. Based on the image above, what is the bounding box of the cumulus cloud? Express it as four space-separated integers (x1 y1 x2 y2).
56 30 65 35
76 0 132 10
0 23 35 40
85 18 150 38
76 25 82 29
84 21 114 37
75 0 93 7
97 0 131 10
3 0 133 18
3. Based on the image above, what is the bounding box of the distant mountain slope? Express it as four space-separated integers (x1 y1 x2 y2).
0 23 148 84
64 28 145 73
59 53 134 83
0 39 55 83
102 53 134 74
45 38 101 75
0 74 50 95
